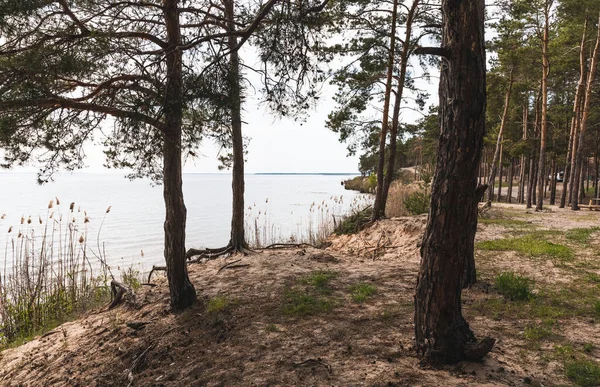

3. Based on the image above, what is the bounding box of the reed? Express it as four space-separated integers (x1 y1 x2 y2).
0 199 115 348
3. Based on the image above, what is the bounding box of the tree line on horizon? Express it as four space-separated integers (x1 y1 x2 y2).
2 0 594 364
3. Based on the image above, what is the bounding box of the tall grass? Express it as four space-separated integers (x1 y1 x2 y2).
245 194 372 247
0 199 114 347
385 181 430 217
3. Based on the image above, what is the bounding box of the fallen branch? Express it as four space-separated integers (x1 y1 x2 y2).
186 245 233 260
217 259 242 274
293 358 332 374
262 243 317 249
147 265 166 284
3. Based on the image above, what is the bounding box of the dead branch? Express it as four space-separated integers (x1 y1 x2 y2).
108 280 133 310
186 245 233 260
293 358 332 373
147 265 166 283
217 259 242 274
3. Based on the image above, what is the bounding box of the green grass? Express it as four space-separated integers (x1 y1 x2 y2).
476 232 573 262
206 295 233 313
565 359 600 387
349 283 377 303
282 288 334 316
566 227 600 245
479 217 530 227
495 272 533 301
334 207 372 235
299 271 337 293
524 319 556 341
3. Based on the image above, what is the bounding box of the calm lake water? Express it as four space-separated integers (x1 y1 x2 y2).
0 173 368 272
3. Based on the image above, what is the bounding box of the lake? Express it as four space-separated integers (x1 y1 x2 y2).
0 173 369 272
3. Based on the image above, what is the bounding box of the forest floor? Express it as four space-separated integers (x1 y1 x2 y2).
1 203 600 386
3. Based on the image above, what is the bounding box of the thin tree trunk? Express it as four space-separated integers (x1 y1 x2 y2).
415 0 494 364
486 72 514 206
507 158 514 203
382 0 420 215
372 0 399 221
497 143 503 201
536 2 550 211
226 0 246 251
518 105 528 204
595 151 599 199
572 13 600 210
549 158 557 205
162 0 196 310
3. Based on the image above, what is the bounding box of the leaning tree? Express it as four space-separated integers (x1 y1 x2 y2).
0 0 329 310
413 0 495 363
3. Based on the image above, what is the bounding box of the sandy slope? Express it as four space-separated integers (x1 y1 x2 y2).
0 204 599 386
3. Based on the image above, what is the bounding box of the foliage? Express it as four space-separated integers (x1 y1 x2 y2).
206 295 233 314
495 272 533 301
476 232 573 262
404 190 430 215
564 359 600 387
334 206 372 235
349 283 377 303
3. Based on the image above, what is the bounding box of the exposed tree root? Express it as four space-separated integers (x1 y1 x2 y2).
262 243 318 250
464 337 496 361
108 280 135 310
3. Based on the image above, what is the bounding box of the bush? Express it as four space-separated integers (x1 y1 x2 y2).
334 206 372 235
404 191 430 215
495 272 533 301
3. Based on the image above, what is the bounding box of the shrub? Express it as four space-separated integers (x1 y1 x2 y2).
404 191 430 215
495 272 533 301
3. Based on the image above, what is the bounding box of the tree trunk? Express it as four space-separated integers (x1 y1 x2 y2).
562 19 588 208
226 0 247 251
549 158 557 205
518 105 528 204
162 0 197 310
486 73 513 206
536 3 550 211
572 13 600 210
372 0 399 221
381 0 420 215
497 143 503 201
595 151 599 199
414 0 494 364
507 158 514 203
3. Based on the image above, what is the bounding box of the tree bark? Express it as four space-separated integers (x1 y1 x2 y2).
226 0 247 251
572 13 600 210
536 2 550 211
486 72 513 206
497 143 503 201
372 0 399 221
518 105 528 204
414 0 494 364
507 158 514 203
549 158 557 205
162 0 196 310
381 0 420 215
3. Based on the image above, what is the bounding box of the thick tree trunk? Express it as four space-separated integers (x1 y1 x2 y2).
507 158 514 203
162 0 197 310
381 0 420 215
372 0 399 221
572 13 600 210
486 74 513 206
536 4 550 211
226 0 247 251
414 0 494 364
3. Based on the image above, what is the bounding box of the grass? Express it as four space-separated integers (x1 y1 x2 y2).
334 206 372 235
524 319 556 341
478 217 530 227
206 295 233 313
349 283 376 303
0 200 113 348
476 231 573 262
566 227 600 245
283 271 338 316
495 272 533 301
564 359 600 386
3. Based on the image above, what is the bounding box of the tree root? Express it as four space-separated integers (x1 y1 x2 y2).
186 245 233 260
262 243 318 250
464 337 496 361
108 280 135 310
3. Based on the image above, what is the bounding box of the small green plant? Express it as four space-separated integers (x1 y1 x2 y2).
524 319 556 341
586 273 600 283
566 227 600 245
593 300 600 317
349 283 377 303
584 343 595 353
206 295 232 313
282 288 333 316
564 359 600 387
495 272 533 301
265 324 280 332
334 207 372 235
299 271 337 293
121 267 142 290
404 191 430 215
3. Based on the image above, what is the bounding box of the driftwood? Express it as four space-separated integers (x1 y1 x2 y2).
108 280 134 310
293 358 332 374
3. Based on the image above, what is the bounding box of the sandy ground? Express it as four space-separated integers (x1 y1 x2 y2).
0 204 599 386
